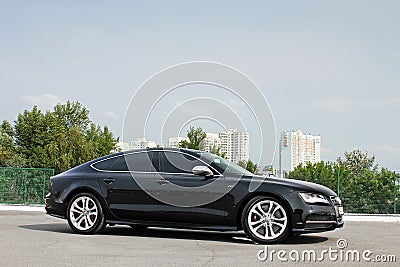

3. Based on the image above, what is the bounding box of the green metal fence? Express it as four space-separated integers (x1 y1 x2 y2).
0 167 55 205
336 172 400 214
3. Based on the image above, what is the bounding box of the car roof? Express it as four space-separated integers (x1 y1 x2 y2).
119 147 202 154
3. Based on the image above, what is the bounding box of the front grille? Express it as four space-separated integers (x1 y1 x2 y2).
305 223 334 230
307 214 335 222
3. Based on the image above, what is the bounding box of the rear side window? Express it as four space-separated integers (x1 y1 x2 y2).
93 152 155 172
93 156 128 171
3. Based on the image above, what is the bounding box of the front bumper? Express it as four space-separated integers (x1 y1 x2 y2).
292 204 344 233
286 192 344 233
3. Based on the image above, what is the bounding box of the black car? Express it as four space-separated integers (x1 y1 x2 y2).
45 148 344 244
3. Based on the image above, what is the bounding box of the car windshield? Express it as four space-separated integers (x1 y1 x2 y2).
200 152 253 176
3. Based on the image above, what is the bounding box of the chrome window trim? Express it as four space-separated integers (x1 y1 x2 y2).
90 149 222 176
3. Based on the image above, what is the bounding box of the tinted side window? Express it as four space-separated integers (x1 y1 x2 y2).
93 156 128 171
92 159 111 170
125 152 155 172
159 152 208 173
93 152 156 172
109 157 128 171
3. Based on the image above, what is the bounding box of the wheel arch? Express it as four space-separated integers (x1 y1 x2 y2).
235 192 293 231
64 186 112 219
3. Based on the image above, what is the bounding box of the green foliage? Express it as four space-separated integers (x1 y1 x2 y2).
288 149 399 214
53 101 90 129
1 120 14 137
210 145 221 155
209 145 227 158
5 101 118 171
0 168 54 204
0 130 14 166
238 159 258 174
0 120 25 167
178 126 206 150
337 149 377 175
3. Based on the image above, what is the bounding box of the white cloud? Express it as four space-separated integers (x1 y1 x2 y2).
104 111 119 120
377 145 400 153
21 94 61 111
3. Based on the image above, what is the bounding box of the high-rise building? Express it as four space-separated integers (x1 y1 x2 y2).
281 130 321 173
130 137 157 149
167 137 188 148
201 133 221 153
114 141 130 152
167 129 249 164
219 129 249 164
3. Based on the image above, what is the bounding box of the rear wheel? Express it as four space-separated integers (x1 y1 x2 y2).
242 196 290 244
67 193 105 234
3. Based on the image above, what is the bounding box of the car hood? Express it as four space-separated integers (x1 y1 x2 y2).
250 175 337 196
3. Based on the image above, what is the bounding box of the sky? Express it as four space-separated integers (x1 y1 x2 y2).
0 1 399 169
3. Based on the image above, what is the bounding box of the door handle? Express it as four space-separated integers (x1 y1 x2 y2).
156 179 169 185
103 178 116 184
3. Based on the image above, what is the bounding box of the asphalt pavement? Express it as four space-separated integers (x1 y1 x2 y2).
0 210 399 266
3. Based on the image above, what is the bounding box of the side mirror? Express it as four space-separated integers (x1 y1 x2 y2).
192 166 213 177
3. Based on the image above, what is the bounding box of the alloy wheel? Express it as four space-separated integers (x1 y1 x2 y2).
69 196 98 231
247 199 288 240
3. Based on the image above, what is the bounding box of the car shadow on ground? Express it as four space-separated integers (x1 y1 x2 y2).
19 223 328 245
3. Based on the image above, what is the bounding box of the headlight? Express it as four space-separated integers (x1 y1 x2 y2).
299 192 329 204
331 196 342 205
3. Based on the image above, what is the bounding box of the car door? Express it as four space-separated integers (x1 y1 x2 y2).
151 150 229 225
95 151 159 221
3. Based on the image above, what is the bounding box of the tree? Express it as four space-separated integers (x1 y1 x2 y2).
11 101 118 171
53 101 90 129
178 126 206 150
0 120 26 167
14 106 49 167
44 102 118 171
1 120 14 137
0 122 16 166
337 149 377 175
238 159 258 174
246 160 258 174
288 149 398 214
288 161 339 191
85 123 118 158
210 145 227 158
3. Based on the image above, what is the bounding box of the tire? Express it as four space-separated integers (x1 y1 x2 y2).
67 192 106 234
241 196 290 244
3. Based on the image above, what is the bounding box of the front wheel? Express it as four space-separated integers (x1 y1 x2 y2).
67 193 105 234
242 196 290 244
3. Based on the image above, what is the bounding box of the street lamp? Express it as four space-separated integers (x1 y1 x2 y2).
337 168 340 198
279 131 289 178
394 171 399 214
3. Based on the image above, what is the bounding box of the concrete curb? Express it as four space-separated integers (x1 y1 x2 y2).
0 204 45 212
344 214 400 222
